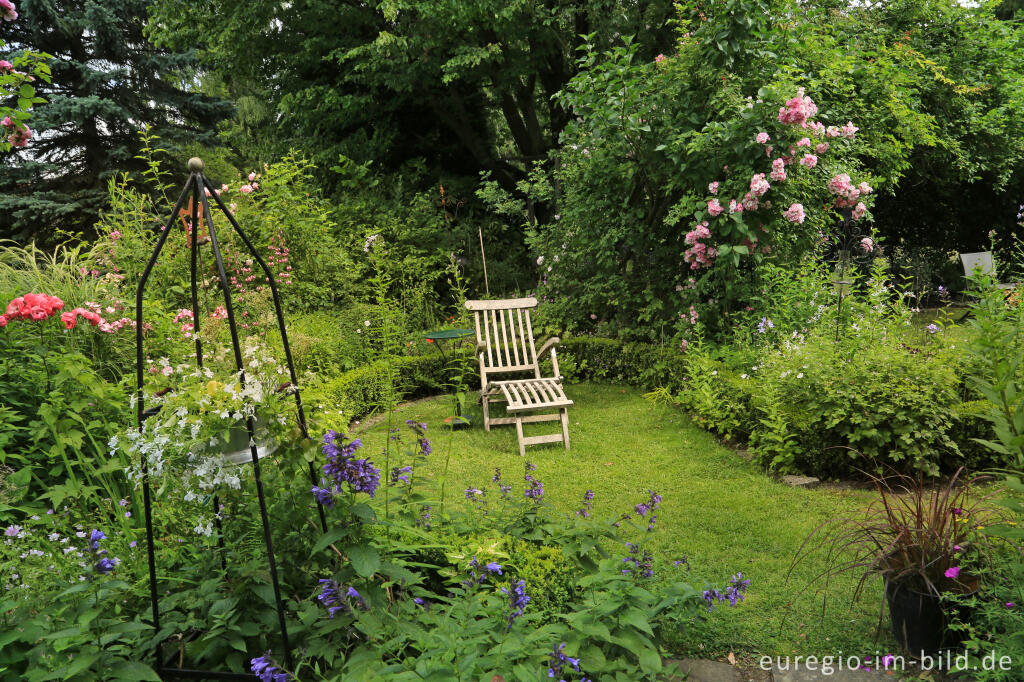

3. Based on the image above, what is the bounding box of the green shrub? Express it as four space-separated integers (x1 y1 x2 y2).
676 350 755 442
557 337 687 391
506 539 580 621
951 399 1004 471
746 330 962 477
306 352 479 423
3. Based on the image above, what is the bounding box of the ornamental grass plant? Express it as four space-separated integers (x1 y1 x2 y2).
792 466 1002 608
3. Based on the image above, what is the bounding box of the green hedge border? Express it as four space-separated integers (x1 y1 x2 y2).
303 337 997 473
305 352 479 423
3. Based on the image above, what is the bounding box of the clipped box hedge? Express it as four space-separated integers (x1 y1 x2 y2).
555 337 688 392
305 352 478 422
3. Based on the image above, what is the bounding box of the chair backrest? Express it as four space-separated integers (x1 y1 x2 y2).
960 251 996 278
466 297 540 379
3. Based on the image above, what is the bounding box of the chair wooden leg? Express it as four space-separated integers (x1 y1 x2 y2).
560 408 570 451
515 417 526 457
482 393 491 431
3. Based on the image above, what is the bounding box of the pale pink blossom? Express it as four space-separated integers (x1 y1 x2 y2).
815 142 828 154
783 203 805 224
728 199 743 214
7 125 32 148
749 172 770 197
755 132 770 144
799 154 817 168
826 126 841 138
239 184 253 194
827 173 862 207
742 192 759 212
0 60 12 72
707 198 724 216
808 121 825 136
842 121 859 138
857 181 872 195
796 137 811 148
777 87 818 127
852 202 867 221
769 158 787 182
248 171 257 181
655 54 667 63
684 221 711 245
708 181 719 195
0 0 17 21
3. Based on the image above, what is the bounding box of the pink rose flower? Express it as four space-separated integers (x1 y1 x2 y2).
815 142 828 154
0 60 12 72
0 0 18 21
783 203 805 224
796 137 811 148
8 125 32 148
852 202 867 220
755 132 770 144
239 184 253 194
654 54 667 63
708 181 719 194
860 236 874 252
707 198 724 216
770 158 787 182
799 154 817 168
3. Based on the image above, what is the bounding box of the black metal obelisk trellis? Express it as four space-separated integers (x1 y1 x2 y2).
825 207 874 342
135 158 327 679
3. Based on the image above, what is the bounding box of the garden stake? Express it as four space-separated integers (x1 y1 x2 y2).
134 158 327 679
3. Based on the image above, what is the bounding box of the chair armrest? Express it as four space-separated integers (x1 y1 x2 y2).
537 337 560 359
474 341 487 356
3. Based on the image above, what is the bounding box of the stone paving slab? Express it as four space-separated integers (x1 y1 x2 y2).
771 663 895 681
663 658 773 682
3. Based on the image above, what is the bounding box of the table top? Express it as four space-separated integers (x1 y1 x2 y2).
425 328 475 341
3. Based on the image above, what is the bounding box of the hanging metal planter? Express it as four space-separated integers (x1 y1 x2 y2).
219 416 278 465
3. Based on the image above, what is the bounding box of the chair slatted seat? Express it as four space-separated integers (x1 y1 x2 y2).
466 298 572 456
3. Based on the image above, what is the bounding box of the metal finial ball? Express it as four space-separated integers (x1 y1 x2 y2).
187 157 205 173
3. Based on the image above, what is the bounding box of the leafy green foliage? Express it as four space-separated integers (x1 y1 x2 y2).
0 0 229 242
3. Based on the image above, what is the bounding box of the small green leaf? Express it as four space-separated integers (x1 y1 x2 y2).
107 661 163 681
348 544 381 577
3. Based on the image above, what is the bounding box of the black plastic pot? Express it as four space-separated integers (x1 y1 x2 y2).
885 578 975 655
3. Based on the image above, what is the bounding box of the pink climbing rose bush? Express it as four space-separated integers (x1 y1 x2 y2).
680 87 874 277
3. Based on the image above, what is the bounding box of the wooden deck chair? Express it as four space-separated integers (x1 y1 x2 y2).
466 297 572 456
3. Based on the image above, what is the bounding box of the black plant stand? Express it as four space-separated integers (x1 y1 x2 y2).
135 158 327 679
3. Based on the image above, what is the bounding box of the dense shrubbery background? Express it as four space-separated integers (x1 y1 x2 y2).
4 0 1024 677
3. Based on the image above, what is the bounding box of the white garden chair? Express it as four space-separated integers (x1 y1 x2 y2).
959 251 1018 290
466 297 572 456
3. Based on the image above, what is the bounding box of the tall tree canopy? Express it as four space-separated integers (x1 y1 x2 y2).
0 0 229 241
149 0 676 197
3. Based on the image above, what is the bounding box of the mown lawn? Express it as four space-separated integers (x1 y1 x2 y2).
352 382 897 662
